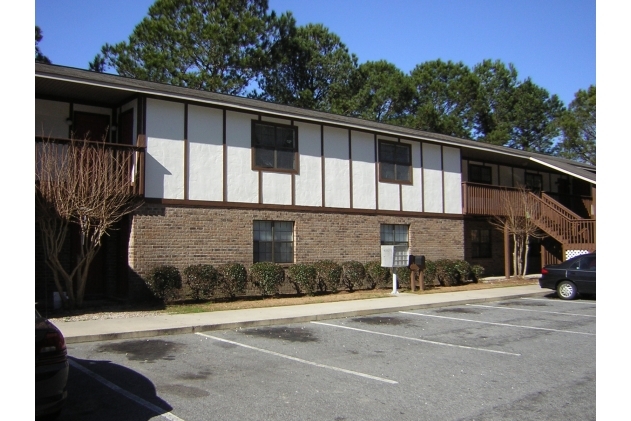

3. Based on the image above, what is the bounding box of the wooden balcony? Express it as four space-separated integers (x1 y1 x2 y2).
35 136 146 197
462 182 595 251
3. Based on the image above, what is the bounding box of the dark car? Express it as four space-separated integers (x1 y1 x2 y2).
36 309 69 419
539 252 596 300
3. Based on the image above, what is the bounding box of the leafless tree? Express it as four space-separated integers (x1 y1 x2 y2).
490 185 547 277
36 136 143 308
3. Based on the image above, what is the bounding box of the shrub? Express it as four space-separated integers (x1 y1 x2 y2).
146 265 182 302
217 262 247 298
249 262 285 296
183 264 218 300
394 266 411 290
313 260 342 293
341 261 366 292
287 263 318 296
470 264 485 282
364 261 390 289
423 260 437 285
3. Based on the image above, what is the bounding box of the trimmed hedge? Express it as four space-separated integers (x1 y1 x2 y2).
249 262 285 296
313 260 342 293
183 264 218 300
287 263 318 296
341 261 365 292
364 261 390 289
217 262 247 298
146 265 182 302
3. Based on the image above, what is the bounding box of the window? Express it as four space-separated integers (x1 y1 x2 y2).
252 121 298 171
469 164 492 184
380 224 409 246
379 140 411 183
253 221 294 263
471 229 491 258
525 172 543 192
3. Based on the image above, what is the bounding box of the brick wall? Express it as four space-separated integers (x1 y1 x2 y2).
128 203 464 297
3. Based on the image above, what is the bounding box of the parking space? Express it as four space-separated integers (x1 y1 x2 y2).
61 296 596 421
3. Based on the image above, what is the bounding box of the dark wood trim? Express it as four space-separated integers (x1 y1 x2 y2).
374 133 379 210
143 197 466 220
68 103 73 138
420 141 424 213
441 146 445 213
348 129 353 209
399 139 403 211
223 109 227 202
321 125 325 207
291 119 296 206
184 104 189 200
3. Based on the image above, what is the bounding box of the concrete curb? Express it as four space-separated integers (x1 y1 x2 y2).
64 288 547 344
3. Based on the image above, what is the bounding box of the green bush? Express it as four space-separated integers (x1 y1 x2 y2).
217 262 247 298
287 263 318 296
364 261 390 289
423 260 437 285
313 260 342 293
146 265 182 302
249 262 285 296
341 261 366 292
394 266 411 290
183 264 218 300
470 264 485 282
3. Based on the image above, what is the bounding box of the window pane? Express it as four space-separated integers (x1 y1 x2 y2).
395 164 410 182
276 149 295 169
254 124 275 147
276 127 296 150
274 222 293 241
471 230 479 242
381 224 393 244
381 163 395 180
255 148 275 168
254 221 273 241
394 225 409 244
395 144 410 165
380 143 395 162
275 242 293 263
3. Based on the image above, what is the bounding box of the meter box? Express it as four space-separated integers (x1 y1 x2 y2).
381 245 409 268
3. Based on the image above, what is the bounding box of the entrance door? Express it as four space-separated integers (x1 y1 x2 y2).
73 112 110 142
119 109 134 145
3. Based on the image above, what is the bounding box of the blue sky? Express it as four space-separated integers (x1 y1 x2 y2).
35 0 595 107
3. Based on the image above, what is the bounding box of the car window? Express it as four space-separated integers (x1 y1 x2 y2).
575 256 596 271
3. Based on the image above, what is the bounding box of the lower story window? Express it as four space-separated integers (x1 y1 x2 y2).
380 224 409 246
253 221 294 263
471 229 491 258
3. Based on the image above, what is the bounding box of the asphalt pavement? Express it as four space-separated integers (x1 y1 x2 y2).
54 284 547 344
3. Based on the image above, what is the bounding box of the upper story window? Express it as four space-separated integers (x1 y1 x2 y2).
469 164 492 184
525 172 543 192
253 220 294 263
252 121 298 172
378 140 411 183
380 224 409 246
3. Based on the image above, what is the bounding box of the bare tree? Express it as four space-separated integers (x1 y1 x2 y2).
490 185 547 277
36 136 143 309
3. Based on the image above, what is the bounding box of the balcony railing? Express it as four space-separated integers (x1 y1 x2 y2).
35 136 146 196
462 182 595 249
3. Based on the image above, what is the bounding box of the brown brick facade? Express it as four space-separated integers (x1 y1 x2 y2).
128 203 464 297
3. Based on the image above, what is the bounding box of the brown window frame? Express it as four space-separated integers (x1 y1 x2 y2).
470 228 492 258
251 121 299 173
378 140 412 184
469 164 492 185
253 220 295 263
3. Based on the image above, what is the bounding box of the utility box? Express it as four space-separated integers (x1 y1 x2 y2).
409 255 426 271
381 245 410 268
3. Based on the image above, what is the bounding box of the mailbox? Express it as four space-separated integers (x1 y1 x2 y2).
409 255 426 270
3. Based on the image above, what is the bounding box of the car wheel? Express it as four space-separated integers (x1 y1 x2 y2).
557 280 578 300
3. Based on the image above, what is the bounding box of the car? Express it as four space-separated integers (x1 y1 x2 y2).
36 309 69 420
539 252 596 300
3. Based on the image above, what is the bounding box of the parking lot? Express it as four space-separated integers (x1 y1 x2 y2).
59 295 595 421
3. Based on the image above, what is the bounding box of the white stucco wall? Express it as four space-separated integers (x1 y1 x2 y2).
402 140 422 212
261 172 292 205
145 99 185 199
35 99 70 138
226 111 258 203
423 143 443 213
323 126 350 208
442 146 462 214
188 105 223 201
294 122 322 207
351 131 376 210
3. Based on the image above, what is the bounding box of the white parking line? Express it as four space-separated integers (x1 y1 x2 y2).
195 332 398 384
311 321 521 356
69 359 185 421
521 297 596 306
466 304 596 318
400 312 596 336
